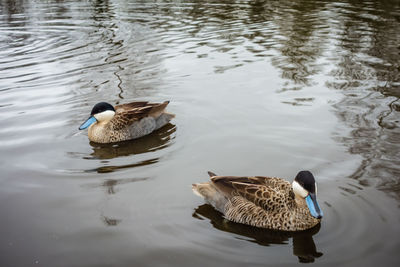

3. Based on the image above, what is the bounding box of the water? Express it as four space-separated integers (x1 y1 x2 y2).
0 0 399 266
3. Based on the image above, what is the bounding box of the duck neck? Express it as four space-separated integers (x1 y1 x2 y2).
93 110 115 125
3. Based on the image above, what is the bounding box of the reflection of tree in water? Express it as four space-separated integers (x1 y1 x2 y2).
0 0 28 58
87 0 167 100
259 0 327 90
326 0 400 199
193 204 323 263
124 0 327 89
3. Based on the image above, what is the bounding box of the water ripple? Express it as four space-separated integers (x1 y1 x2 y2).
0 1 400 266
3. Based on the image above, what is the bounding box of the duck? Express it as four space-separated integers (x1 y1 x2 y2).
192 170 323 231
79 100 175 143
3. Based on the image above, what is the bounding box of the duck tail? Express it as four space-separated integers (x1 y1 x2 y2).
192 182 226 213
163 112 175 120
149 101 170 118
192 183 209 198
207 171 217 177
192 172 218 197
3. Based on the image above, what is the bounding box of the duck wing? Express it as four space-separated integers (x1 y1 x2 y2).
210 176 294 212
111 101 170 130
115 101 149 112
109 106 153 130
115 101 169 115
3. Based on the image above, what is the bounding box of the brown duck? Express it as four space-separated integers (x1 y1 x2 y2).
79 101 174 143
192 170 323 231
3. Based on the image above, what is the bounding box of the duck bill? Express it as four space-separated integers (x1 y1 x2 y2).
79 116 97 130
306 193 323 219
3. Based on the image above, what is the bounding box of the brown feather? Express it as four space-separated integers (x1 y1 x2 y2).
86 100 174 143
115 101 149 112
193 174 321 231
147 101 170 118
110 106 153 130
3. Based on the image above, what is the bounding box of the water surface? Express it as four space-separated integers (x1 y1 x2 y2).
0 0 399 266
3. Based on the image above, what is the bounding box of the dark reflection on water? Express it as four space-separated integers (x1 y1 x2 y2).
88 123 176 160
101 215 121 226
193 204 323 263
86 158 159 173
325 0 400 199
81 123 175 173
82 177 149 194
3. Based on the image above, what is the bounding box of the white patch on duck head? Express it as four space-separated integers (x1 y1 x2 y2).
93 110 115 123
292 180 309 198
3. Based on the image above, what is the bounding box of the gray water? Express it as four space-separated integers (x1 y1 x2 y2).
0 0 399 266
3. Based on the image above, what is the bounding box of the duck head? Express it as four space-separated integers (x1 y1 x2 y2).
79 102 115 130
292 171 323 219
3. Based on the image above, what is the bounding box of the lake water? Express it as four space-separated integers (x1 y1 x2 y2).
0 0 399 266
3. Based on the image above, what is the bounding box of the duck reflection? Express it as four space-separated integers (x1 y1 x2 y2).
193 204 323 263
83 123 175 173
89 123 176 160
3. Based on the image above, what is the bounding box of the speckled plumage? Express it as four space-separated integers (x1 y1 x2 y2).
87 101 174 143
192 173 320 231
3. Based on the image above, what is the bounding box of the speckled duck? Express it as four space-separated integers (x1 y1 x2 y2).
79 101 174 143
192 171 323 231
